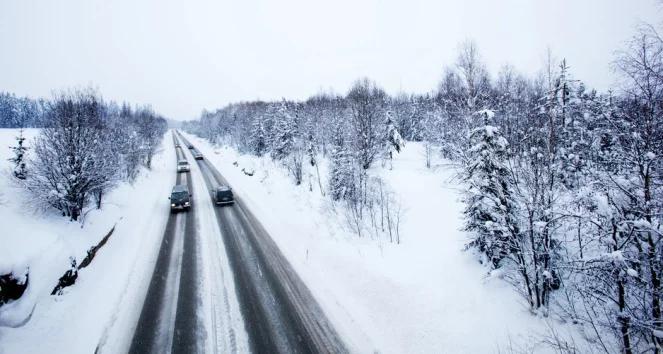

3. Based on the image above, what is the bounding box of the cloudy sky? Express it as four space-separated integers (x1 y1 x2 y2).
1 0 661 120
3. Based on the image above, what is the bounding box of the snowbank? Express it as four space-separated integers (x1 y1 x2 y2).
183 132 576 353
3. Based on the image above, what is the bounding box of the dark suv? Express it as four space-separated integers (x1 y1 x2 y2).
169 184 192 211
215 186 234 206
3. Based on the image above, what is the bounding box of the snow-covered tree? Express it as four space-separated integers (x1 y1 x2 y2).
329 143 357 201
383 111 405 167
8 128 28 180
27 90 114 220
347 78 387 169
271 100 296 161
463 109 519 268
249 115 268 156
134 106 166 169
328 111 357 201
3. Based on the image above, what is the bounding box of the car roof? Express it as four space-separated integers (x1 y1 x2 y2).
172 184 189 192
178 159 188 163
217 185 231 191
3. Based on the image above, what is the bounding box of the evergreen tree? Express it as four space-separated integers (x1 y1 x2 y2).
329 142 357 201
463 109 519 268
328 112 357 201
271 100 296 161
9 128 28 180
249 116 268 156
384 111 405 157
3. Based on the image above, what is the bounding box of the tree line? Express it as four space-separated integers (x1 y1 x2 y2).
8 88 168 221
184 77 406 242
184 25 662 352
0 92 47 128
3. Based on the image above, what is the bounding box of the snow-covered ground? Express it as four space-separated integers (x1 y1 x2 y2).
0 129 176 353
183 132 580 353
0 127 581 353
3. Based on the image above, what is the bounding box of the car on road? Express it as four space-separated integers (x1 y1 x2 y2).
177 160 190 172
188 144 194 149
214 185 234 205
175 142 180 148
169 184 192 211
193 151 204 160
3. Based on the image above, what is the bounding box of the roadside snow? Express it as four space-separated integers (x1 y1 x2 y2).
0 129 176 354
183 132 577 353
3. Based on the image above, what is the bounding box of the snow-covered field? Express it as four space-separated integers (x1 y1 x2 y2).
183 132 580 353
0 129 176 353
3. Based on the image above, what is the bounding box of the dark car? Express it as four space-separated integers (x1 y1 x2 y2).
214 186 234 205
193 151 204 160
169 184 192 211
188 145 194 149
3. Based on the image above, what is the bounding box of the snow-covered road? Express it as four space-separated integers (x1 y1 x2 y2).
129 134 204 353
128 132 346 353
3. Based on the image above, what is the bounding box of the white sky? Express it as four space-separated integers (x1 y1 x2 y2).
1 0 661 120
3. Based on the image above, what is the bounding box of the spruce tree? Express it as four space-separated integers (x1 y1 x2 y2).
383 111 405 165
463 110 519 268
9 128 28 180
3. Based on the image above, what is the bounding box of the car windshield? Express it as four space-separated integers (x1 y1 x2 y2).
171 191 188 200
178 161 188 165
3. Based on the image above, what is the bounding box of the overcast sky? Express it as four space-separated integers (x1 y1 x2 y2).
1 0 661 120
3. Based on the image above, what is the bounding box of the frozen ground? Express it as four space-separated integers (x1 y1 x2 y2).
0 129 176 354
183 132 581 353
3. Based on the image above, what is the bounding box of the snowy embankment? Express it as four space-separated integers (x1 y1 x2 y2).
0 129 176 353
183 132 578 353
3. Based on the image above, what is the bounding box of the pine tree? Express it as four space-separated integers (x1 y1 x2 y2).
271 100 296 161
383 111 405 167
463 109 519 268
249 116 268 156
9 128 28 180
328 112 358 201
329 142 357 201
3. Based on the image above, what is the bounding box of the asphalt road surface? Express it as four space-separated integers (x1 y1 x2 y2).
129 134 204 353
129 132 347 354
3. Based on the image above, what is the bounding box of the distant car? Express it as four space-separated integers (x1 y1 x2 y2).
169 184 192 211
188 145 194 149
175 142 180 148
193 152 204 160
214 186 234 206
177 160 190 172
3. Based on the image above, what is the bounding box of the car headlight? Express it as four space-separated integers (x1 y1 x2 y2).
171 203 176 207
184 202 190 206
